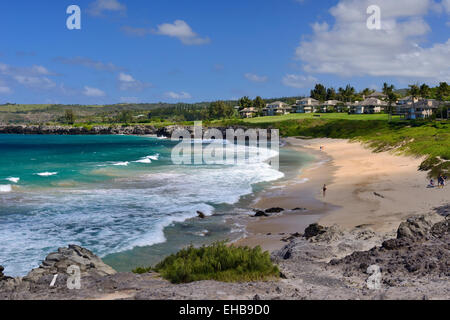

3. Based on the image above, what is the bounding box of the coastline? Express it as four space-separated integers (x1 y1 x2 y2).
237 137 449 252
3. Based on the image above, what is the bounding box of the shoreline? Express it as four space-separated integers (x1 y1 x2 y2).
237 137 449 252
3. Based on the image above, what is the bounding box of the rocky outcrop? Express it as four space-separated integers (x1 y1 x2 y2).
304 223 327 239
24 245 116 283
330 214 449 286
0 214 448 300
0 125 158 136
0 266 5 281
0 124 274 139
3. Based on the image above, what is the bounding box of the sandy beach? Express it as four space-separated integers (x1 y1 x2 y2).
237 137 449 251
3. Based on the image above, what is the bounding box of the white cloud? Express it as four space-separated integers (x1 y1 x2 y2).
294 0 450 82
88 0 126 16
118 73 152 91
0 62 58 90
153 20 210 45
118 73 135 83
244 73 268 83
164 91 192 100
83 86 106 97
14 76 56 89
443 0 450 13
31 65 53 75
282 74 318 89
0 86 12 94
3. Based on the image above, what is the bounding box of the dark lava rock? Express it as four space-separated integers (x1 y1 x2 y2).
265 207 284 214
292 207 307 211
397 215 435 240
197 211 206 219
304 223 327 239
329 215 450 281
254 211 269 217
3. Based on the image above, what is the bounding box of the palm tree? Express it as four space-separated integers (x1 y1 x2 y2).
382 83 396 121
436 82 448 120
408 84 421 120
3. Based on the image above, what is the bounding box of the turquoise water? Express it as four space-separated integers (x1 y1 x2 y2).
0 134 296 276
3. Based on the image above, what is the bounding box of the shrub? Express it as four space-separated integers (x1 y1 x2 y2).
133 242 280 284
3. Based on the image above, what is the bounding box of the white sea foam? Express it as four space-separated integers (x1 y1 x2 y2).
147 154 160 161
35 172 58 177
134 158 152 164
6 177 20 183
0 185 12 193
134 154 159 164
112 162 129 166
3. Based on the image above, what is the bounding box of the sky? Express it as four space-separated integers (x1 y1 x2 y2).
0 0 449 104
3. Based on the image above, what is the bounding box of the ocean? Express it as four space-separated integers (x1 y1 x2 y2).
0 134 312 276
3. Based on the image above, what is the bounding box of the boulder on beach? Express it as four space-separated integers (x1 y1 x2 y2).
304 223 327 239
24 245 116 283
265 207 284 214
254 211 269 217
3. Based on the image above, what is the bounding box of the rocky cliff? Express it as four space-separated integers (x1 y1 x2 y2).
0 212 448 300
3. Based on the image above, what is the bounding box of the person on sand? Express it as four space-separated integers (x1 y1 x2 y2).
438 175 445 188
428 179 435 188
322 184 327 197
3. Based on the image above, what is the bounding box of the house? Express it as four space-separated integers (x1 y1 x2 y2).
399 99 440 120
263 101 290 116
349 98 387 114
395 96 420 114
368 91 387 100
320 100 343 113
397 96 420 106
294 98 320 113
239 107 258 118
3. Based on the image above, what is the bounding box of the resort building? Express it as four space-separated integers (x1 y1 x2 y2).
349 98 387 114
320 100 343 113
367 91 387 100
399 99 440 120
294 98 320 113
263 101 290 116
239 107 258 118
397 96 420 106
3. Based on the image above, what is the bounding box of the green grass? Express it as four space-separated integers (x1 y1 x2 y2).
215 117 450 177
133 242 280 284
242 113 401 124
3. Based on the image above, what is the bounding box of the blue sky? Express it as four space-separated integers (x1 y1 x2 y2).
0 0 449 104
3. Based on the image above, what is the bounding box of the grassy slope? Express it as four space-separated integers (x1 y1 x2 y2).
216 114 450 177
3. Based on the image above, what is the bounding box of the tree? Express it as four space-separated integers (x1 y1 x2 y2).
436 82 449 120
253 96 265 114
361 88 374 98
64 109 76 125
208 101 234 119
419 84 430 99
238 96 253 110
311 84 327 102
380 83 396 121
408 84 421 120
338 85 356 103
326 88 337 101
117 110 133 124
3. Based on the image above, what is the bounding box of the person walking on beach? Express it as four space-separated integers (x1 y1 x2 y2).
323 184 327 197
438 174 445 188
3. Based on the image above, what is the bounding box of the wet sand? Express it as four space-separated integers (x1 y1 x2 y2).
237 137 449 252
